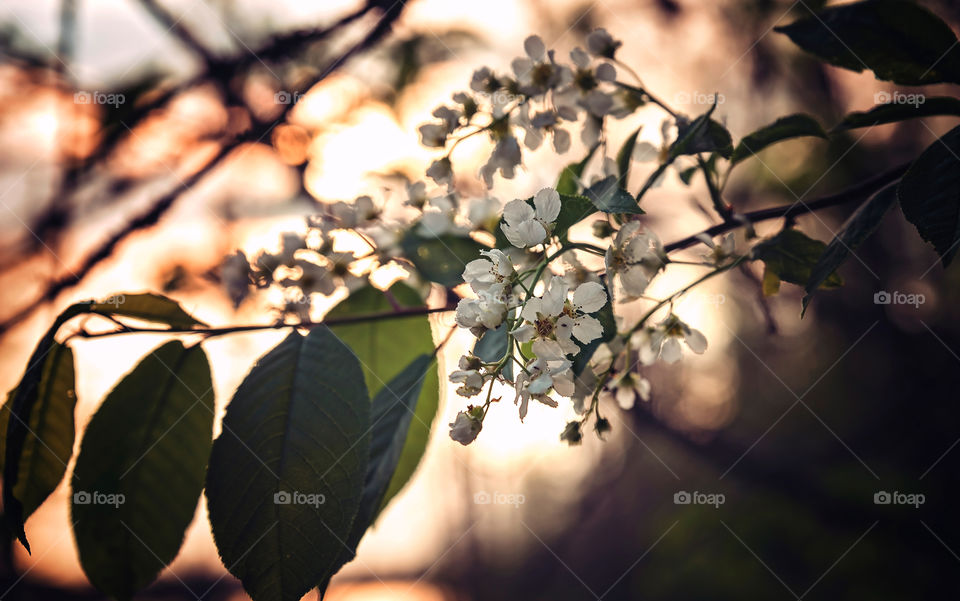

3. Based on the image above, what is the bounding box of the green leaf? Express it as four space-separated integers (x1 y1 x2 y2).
898 123 960 266
72 341 213 601
584 176 645 214
802 185 898 315
616 127 643 188
671 111 733 159
775 0 960 85
206 329 370 601
730 114 827 166
401 229 485 287
473 322 513 381
328 283 438 513
833 97 960 132
752 229 843 293
0 343 76 522
90 292 206 328
556 193 601 238
556 143 600 195
347 355 431 551
4 301 90 551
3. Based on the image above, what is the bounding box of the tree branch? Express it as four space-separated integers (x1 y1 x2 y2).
664 161 910 253
70 303 459 340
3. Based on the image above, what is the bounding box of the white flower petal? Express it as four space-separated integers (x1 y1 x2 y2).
515 220 547 246
541 278 569 315
684 328 708 354
572 315 603 344
660 337 682 363
503 198 535 226
512 323 535 342
620 266 651 296
524 35 546 61
595 62 617 82
615 384 635 410
572 282 607 313
533 188 561 223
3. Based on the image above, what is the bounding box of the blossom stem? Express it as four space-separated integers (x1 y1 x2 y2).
70 304 459 340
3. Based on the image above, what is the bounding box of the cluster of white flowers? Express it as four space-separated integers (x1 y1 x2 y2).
223 28 747 450
418 29 644 190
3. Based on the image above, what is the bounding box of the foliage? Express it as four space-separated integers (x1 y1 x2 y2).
4 1 960 599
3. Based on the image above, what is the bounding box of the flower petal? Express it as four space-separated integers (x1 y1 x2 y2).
524 35 546 61
573 281 607 313
572 315 603 344
684 327 708 354
503 198 535 226
615 384 635 410
533 188 561 223
660 337 682 363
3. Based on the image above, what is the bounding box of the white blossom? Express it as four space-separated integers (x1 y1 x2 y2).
462 249 515 294
696 232 736 265
648 315 708 363
514 357 574 421
449 410 482 445
456 290 508 332
605 221 666 298
511 35 572 97
480 136 522 187
602 372 651 410
512 277 606 359
500 188 560 248
586 28 622 59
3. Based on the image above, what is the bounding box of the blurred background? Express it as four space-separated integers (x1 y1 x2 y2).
2 0 960 599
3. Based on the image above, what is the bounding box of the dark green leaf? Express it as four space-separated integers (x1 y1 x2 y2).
775 0 960 85
730 114 827 166
671 110 733 159
0 343 76 522
344 355 432 554
90 292 206 328
584 176 645 214
752 229 843 292
898 123 960 266
72 341 213 601
401 229 485 287
833 96 960 132
556 143 600 195
678 165 699 185
329 283 438 513
206 329 370 601
473 322 513 381
4 301 90 551
616 127 643 188
802 185 898 315
556 193 601 238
